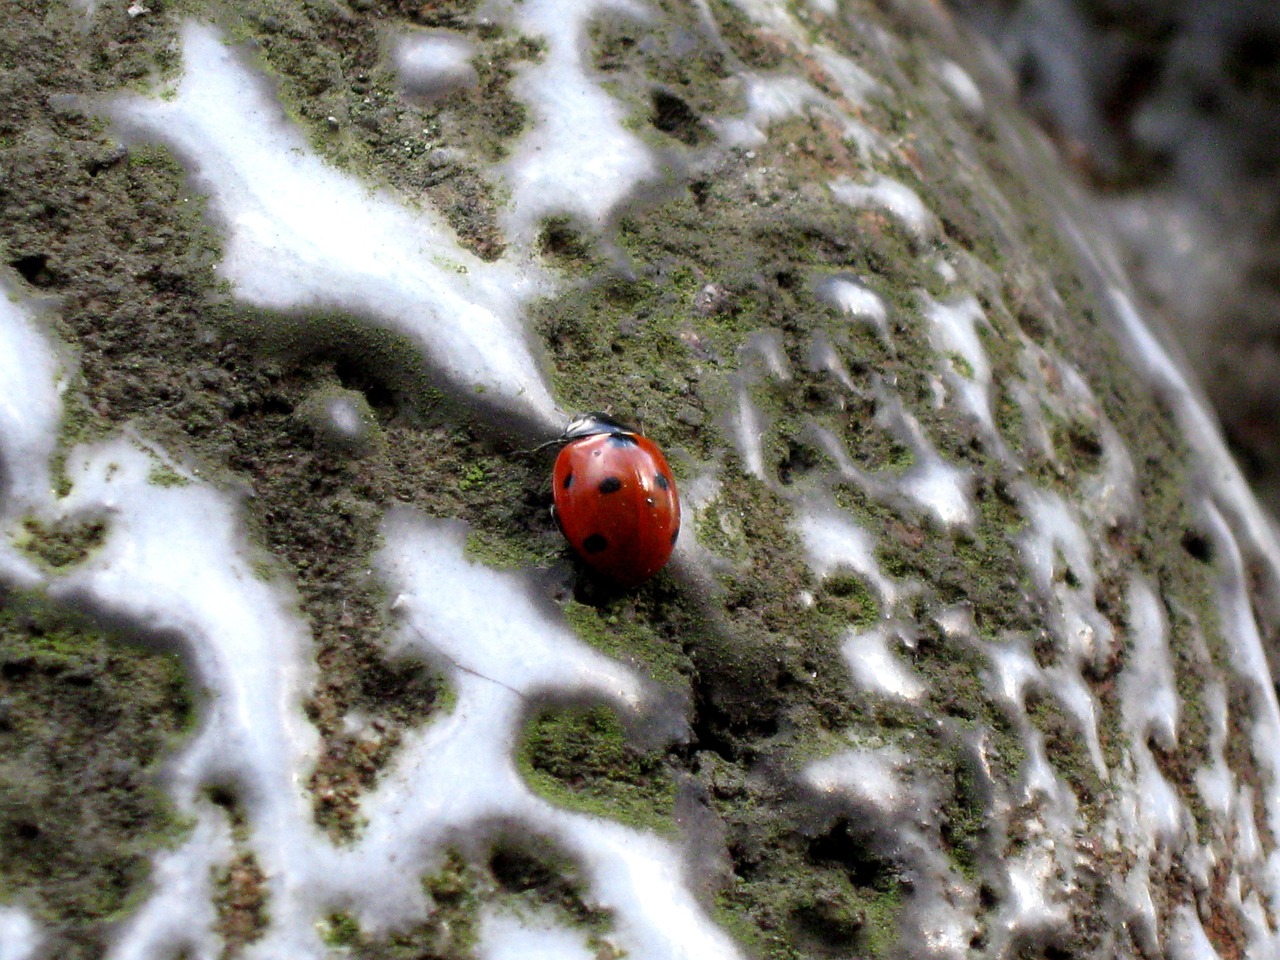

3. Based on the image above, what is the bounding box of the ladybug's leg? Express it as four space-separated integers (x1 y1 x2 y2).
551 503 565 535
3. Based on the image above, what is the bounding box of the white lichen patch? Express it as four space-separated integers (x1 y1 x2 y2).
500 0 657 243
728 375 769 482
389 30 478 98
813 46 886 109
1170 906 1225 960
713 73 826 149
1195 680 1234 818
802 744 978 959
1017 485 1117 673
828 174 940 245
793 499 906 607
805 329 862 393
936 60 985 116
803 745 908 811
743 14 1280 948
0 286 63 515
841 626 926 701
0 17 751 958
740 329 792 383
104 22 560 428
477 906 598 960
27 446 744 959
0 907 42 960
979 642 1086 896
323 394 367 442
814 273 889 338
48 438 323 956
111 811 235 960
922 294 996 437
361 513 742 959
1119 579 1179 756
1098 286 1280 941
671 469 736 578
809 387 975 528
699 1 888 160
898 448 974 530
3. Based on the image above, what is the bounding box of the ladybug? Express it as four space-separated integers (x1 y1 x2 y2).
549 413 680 587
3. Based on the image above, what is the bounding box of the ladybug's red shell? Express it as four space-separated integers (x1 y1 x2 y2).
552 430 680 586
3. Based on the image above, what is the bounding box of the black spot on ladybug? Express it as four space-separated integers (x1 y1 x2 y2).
654 473 670 490
583 533 608 554
607 434 639 447
671 527 679 544
598 476 623 494
562 473 574 489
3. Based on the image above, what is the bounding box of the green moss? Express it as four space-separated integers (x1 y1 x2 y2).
946 351 974 379
463 528 542 570
537 216 595 267
49 384 111 500
293 384 380 456
531 126 951 468
589 0 743 150
125 142 186 175
16 517 107 570
518 704 677 831
847 477 1036 644
812 568 879 632
458 463 487 492
218 309 441 420
6 66 504 834
1026 691 1105 801
902 624 1028 786
938 746 985 879
993 380 1026 450
488 840 617 942
421 852 483 954
705 0 788 71
148 463 192 487
322 911 361 947
855 885 902 957
694 495 752 562
214 0 545 258
213 851 270 957
1048 413 1105 479
711 815 904 960
0 592 192 958
561 599 689 690
1222 678 1276 853
412 0 483 28
360 842 614 958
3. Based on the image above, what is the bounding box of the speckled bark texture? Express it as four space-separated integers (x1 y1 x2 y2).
0 1 1278 959
946 0 1280 525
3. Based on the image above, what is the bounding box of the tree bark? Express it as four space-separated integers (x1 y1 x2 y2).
0 1 1277 959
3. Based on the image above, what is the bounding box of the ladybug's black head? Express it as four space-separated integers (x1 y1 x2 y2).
559 412 637 442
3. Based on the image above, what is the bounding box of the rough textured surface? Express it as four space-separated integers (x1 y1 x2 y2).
946 0 1280 518
0 1 1279 959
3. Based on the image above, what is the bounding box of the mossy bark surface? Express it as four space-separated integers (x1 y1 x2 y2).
0 1 1277 959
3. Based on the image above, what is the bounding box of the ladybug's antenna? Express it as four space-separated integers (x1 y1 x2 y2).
514 411 635 457
519 436 566 456
513 419 577 457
